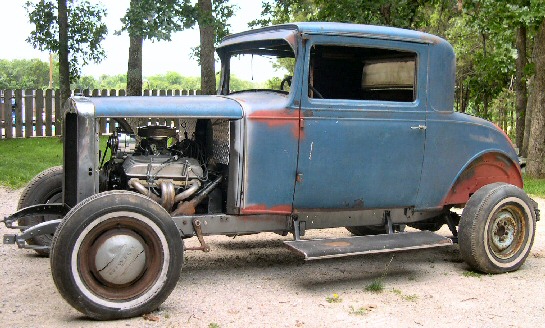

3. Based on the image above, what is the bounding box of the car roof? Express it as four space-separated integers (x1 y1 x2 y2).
222 22 446 46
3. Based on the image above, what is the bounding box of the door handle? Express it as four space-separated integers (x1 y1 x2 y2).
411 125 427 131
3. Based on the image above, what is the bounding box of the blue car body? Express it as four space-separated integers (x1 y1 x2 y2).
62 22 521 227
214 22 521 217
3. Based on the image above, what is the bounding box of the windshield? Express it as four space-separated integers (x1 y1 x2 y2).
220 40 296 95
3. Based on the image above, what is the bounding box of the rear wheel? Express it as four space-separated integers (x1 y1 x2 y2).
18 166 63 256
458 183 536 273
50 191 183 320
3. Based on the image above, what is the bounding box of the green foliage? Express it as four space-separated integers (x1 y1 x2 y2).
523 175 545 197
265 76 282 90
462 270 482 278
325 293 342 303
120 0 234 49
67 72 259 92
392 288 419 302
226 75 259 90
120 0 190 41
364 279 384 293
97 74 127 90
25 0 108 81
0 59 58 90
146 72 200 90
251 0 452 29
348 305 368 316
0 138 63 189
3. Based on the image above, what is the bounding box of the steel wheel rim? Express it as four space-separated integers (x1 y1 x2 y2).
78 215 164 301
488 204 526 260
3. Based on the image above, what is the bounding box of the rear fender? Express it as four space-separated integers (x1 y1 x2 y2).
442 152 522 207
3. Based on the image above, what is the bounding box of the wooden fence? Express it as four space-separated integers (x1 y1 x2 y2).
0 89 201 139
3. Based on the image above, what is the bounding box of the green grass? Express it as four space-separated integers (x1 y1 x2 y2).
462 270 482 278
348 305 369 316
0 137 63 189
523 175 545 198
0 137 109 189
364 279 384 293
392 288 418 301
326 293 342 303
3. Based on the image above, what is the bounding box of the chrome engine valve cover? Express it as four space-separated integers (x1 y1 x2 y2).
122 155 203 181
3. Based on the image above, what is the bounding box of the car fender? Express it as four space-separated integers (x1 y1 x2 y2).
442 150 523 207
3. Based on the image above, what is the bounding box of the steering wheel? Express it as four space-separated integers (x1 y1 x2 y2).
280 76 292 91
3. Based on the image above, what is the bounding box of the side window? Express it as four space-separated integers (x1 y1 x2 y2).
309 45 417 102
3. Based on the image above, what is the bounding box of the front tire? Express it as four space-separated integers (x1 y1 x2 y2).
50 191 183 320
458 183 536 274
18 166 63 256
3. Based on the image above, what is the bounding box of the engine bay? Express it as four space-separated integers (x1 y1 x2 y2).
99 122 225 215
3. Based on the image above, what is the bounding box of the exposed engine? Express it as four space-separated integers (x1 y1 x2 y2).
99 124 218 214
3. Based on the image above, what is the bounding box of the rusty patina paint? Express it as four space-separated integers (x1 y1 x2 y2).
248 109 301 139
240 204 292 215
443 153 523 206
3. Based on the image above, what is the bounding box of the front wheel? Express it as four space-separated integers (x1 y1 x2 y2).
458 183 536 274
50 191 183 320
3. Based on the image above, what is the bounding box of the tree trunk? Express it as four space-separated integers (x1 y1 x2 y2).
198 0 216 95
380 4 392 25
127 32 143 96
481 32 489 119
526 19 545 177
58 0 70 107
523 75 534 156
515 25 528 153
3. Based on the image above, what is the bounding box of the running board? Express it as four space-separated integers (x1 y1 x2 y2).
284 231 453 261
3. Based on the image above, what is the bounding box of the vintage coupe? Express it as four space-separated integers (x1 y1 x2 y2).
3 23 538 319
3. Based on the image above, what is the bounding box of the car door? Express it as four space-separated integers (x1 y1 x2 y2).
293 35 429 210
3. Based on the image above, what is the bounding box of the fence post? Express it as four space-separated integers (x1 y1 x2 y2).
3 89 13 139
54 89 61 136
24 89 34 138
13 90 22 137
45 89 53 136
35 89 44 137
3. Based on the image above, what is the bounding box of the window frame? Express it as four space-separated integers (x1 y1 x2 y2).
301 34 429 112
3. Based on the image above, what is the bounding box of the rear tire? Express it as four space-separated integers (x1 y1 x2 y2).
18 166 63 256
50 191 183 320
458 183 536 273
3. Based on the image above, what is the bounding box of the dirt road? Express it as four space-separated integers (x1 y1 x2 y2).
1 187 544 328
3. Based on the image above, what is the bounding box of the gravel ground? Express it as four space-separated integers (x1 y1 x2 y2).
1 186 545 328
